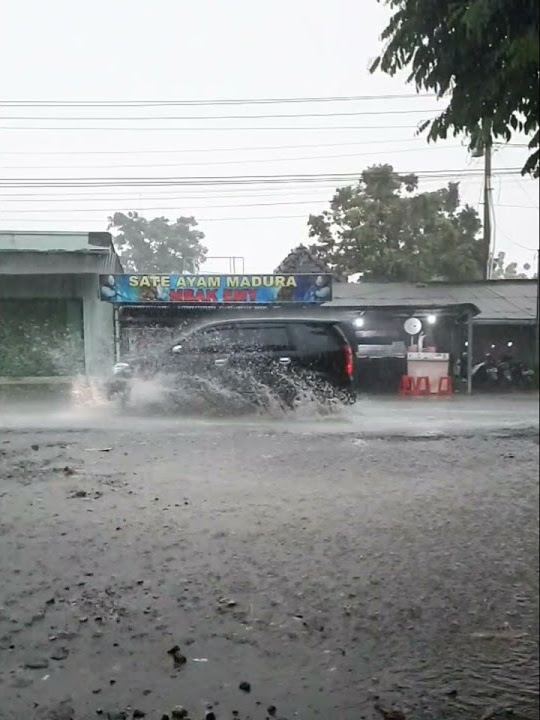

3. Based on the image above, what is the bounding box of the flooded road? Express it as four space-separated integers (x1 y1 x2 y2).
0 397 538 719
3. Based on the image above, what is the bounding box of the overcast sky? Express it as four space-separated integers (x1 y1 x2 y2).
1 0 538 274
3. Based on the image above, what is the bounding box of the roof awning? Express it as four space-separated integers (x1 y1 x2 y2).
323 301 480 318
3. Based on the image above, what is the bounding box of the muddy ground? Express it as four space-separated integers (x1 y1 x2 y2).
0 398 538 720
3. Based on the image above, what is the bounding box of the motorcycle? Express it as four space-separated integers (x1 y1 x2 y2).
470 354 535 391
510 360 535 389
470 355 500 389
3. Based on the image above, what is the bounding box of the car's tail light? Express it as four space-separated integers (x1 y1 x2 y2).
344 343 354 380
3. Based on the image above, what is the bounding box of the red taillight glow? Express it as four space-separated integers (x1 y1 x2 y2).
344 343 354 379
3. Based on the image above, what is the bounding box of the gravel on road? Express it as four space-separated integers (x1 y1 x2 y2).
0 412 538 720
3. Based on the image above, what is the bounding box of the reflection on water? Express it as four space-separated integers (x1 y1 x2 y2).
1 378 538 439
407 640 539 719
73 370 352 420
0 382 538 719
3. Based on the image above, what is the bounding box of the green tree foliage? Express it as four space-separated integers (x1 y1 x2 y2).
492 251 533 279
307 164 483 281
108 211 207 273
372 0 539 177
275 244 332 274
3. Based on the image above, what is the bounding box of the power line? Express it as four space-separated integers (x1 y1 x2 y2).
0 137 431 156
1 109 441 121
1 178 463 200
0 214 312 223
0 93 435 108
0 192 350 203
7 214 533 226
0 184 345 199
0 168 521 189
510 239 539 252
5 192 534 215
0 188 339 202
486 203 540 210
0 199 333 214
1 175 521 204
0 181 524 215
0 166 503 197
0 144 459 171
0 123 430 132
1 168 517 181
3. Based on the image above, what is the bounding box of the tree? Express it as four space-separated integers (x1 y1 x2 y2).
275 244 333 275
371 0 540 177
491 251 532 279
108 211 207 273
307 164 483 281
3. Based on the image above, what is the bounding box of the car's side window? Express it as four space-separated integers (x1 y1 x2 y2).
292 323 340 352
235 324 291 352
190 325 238 353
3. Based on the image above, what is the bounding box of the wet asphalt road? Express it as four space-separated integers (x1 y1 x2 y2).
0 397 538 720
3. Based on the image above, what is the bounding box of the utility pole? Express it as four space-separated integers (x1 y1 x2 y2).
483 141 493 279
534 251 540 374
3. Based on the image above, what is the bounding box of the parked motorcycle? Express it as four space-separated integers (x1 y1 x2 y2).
470 355 500 389
510 360 535 389
468 353 535 391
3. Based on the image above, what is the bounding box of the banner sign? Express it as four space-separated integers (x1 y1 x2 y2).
99 274 332 304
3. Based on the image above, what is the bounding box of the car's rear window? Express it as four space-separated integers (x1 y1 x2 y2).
292 323 342 352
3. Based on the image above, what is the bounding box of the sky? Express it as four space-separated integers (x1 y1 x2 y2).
0 0 538 275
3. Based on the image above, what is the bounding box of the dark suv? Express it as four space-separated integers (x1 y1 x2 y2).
106 317 356 408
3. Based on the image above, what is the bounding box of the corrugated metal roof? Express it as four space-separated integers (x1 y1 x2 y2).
0 230 124 274
0 229 119 251
328 280 537 323
0 231 96 253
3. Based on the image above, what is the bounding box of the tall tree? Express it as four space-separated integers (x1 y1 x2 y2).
492 251 533 279
371 0 540 177
109 211 207 273
275 244 332 274
307 164 483 281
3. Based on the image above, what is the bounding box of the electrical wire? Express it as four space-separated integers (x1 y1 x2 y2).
0 214 313 223
1 109 442 121
0 144 460 171
0 168 521 189
0 137 429 156
0 93 436 107
0 123 431 132
1 169 516 199
0 199 333 213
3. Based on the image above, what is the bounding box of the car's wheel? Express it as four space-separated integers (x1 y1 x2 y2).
119 389 130 410
337 388 356 405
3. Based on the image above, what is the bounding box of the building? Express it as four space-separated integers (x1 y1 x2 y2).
1 241 536 396
0 230 123 388
330 279 538 366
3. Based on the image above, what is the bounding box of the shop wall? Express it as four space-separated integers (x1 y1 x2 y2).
0 274 114 379
78 275 115 377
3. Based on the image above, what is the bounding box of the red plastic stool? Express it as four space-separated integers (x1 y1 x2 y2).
399 375 416 396
415 376 431 396
438 376 453 396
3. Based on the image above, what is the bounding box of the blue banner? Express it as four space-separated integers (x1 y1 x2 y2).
99 274 332 304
